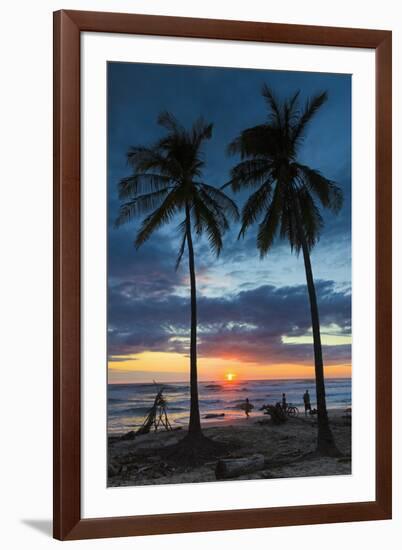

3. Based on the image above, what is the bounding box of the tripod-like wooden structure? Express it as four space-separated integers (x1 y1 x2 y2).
137 387 173 435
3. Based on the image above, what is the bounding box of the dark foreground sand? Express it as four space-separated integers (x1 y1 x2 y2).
108 409 351 487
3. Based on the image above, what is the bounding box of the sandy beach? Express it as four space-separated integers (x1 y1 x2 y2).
108 408 351 487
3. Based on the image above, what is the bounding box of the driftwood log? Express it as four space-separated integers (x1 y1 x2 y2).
215 454 265 480
215 451 308 480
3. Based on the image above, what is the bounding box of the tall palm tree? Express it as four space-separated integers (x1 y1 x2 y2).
226 86 343 456
115 112 238 444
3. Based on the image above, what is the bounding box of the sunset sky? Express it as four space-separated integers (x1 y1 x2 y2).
107 62 351 384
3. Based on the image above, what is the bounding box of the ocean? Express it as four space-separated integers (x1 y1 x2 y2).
108 378 351 435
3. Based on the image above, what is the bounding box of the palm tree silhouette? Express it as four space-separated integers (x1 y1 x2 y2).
116 112 238 445
226 86 343 456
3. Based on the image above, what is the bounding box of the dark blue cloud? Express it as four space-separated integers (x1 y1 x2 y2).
108 279 351 366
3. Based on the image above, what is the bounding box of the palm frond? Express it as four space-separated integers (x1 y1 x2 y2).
135 191 179 248
224 159 273 191
198 183 239 221
284 90 301 140
118 173 172 199
292 91 328 148
157 111 185 135
279 201 298 252
257 183 283 256
191 117 213 149
192 195 224 257
287 90 301 118
126 146 150 166
296 188 324 251
295 163 343 213
261 84 282 127
227 125 279 159
197 189 229 233
238 180 273 238
115 188 172 227
127 147 178 177
175 219 187 270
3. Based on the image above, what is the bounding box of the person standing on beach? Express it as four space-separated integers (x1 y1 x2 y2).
244 398 252 418
282 393 287 411
303 390 311 415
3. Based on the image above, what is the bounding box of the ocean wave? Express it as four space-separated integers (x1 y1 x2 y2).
204 384 223 390
108 405 187 417
108 397 126 403
107 379 351 424
199 399 221 405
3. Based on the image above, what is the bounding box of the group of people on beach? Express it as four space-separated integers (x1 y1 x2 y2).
243 389 314 417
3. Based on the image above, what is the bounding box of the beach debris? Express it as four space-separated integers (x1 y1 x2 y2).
204 413 225 419
136 385 173 436
136 465 154 474
108 462 119 477
260 403 287 424
256 419 271 426
135 437 179 451
343 407 352 418
120 430 136 441
215 449 311 480
215 454 265 479
342 406 352 426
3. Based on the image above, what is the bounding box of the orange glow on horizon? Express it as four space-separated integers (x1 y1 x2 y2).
108 351 351 384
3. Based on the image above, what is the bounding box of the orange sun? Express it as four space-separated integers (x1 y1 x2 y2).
225 373 236 382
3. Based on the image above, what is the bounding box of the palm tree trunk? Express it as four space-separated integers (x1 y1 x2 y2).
185 204 202 436
294 202 339 456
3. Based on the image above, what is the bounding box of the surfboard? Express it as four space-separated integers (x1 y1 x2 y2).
238 401 254 412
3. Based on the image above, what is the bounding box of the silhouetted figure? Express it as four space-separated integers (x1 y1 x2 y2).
282 393 287 410
303 389 311 416
244 398 252 418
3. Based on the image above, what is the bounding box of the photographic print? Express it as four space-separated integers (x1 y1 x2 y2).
107 61 352 487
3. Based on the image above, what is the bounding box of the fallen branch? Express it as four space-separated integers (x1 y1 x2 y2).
215 454 265 479
215 451 310 480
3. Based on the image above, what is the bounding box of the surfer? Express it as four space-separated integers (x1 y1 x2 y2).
244 397 253 418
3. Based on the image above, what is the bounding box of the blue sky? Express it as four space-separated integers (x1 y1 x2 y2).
107 61 351 382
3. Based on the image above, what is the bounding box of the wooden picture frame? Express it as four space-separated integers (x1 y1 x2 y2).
53 10 392 540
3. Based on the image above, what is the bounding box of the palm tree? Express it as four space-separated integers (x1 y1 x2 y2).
226 86 343 456
115 112 238 446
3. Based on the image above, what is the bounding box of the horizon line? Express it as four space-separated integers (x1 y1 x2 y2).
108 375 351 385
